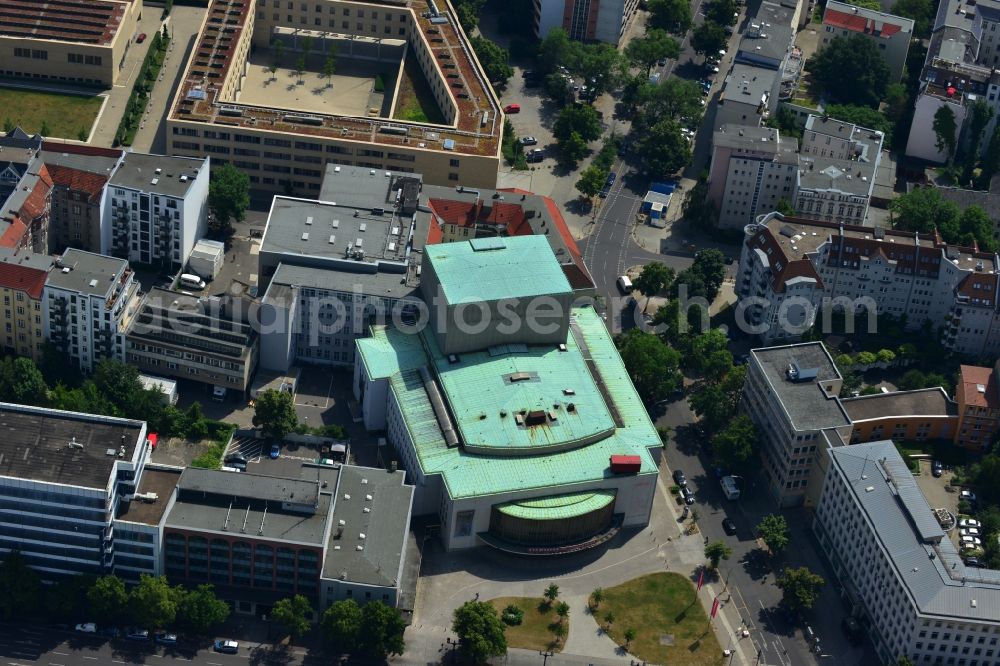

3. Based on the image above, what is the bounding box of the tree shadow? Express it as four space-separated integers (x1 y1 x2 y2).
742 548 774 582
249 643 295 666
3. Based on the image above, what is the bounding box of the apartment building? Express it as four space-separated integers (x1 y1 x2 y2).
0 129 50 255
841 388 958 443
0 0 142 87
707 125 799 230
0 247 53 361
814 440 1000 665
735 212 1000 355
954 362 1000 449
125 288 259 394
41 142 124 254
821 1 914 82
533 0 640 44
0 402 152 581
167 0 502 194
906 59 986 163
105 153 210 269
717 64 782 131
742 342 851 507
44 248 141 374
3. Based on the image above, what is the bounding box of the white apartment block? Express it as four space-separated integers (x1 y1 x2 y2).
736 212 1000 355
815 440 1000 666
708 125 799 230
709 115 883 230
821 0 914 82
44 248 141 374
741 342 851 507
105 153 210 270
533 0 640 44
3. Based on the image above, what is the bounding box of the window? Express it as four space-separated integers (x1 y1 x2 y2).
448 173 459 181
449 158 460 167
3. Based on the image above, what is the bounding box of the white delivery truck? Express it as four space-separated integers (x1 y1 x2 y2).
721 475 741 500
188 238 225 280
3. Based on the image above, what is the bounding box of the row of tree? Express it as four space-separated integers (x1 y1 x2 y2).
889 186 996 252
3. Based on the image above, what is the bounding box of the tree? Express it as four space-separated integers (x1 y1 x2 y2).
705 0 738 26
691 21 727 56
452 601 507 663
648 0 692 33
575 165 607 199
470 36 513 87
590 588 604 610
982 124 1000 184
0 551 41 620
825 104 894 142
855 351 877 366
776 566 826 612
269 63 278 81
554 105 602 143
294 55 306 82
616 328 683 404
543 582 560 604
890 187 959 235
537 28 575 76
253 388 298 439
713 414 759 469
963 99 994 181
40 121 51 136
453 0 486 32
557 131 590 167
603 610 616 628
358 601 407 658
301 36 313 60
321 599 362 648
323 54 336 86
576 43 626 98
623 627 637 647
272 38 285 65
682 173 717 230
685 248 727 301
688 329 732 381
88 574 129 625
689 366 746 431
807 35 890 107
775 197 795 216
959 206 997 252
47 575 96 622
635 78 703 129
876 348 896 364
891 0 934 38
544 72 574 106
705 541 732 569
0 356 48 405
625 29 680 74
176 584 230 634
554 601 570 624
933 104 958 163
208 163 249 238
129 574 181 629
272 595 312 641
756 514 791 554
633 118 690 177
633 262 675 313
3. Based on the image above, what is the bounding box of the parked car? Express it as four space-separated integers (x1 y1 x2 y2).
964 556 982 567
503 104 521 114
672 469 687 487
605 172 617 187
961 490 978 503
617 141 630 157
522 70 536 79
681 486 696 505
224 454 248 467
960 527 981 537
75 623 97 633
526 148 544 163
961 535 982 547
98 626 120 638
722 518 737 535
137 33 147 43
126 629 150 641
960 518 982 528
598 187 611 199
519 136 537 146
932 460 943 477
154 632 178 645
269 443 281 459
214 639 239 654
657 57 668 66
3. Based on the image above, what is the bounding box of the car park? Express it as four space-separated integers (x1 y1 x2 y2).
932 460 943 477
154 632 178 645
126 629 150 641
75 623 97 633
519 136 537 146
960 518 982 528
722 518 737 535
214 639 239 654
672 469 687 487
681 486 696 505
269 443 281 459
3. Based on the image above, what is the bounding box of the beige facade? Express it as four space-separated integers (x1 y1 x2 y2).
0 250 52 361
0 0 142 87
166 0 502 194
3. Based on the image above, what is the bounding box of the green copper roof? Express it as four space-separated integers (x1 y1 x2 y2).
496 490 617 521
356 327 426 380
369 306 660 500
425 235 572 304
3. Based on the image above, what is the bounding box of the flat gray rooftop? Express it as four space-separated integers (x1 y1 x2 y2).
723 64 778 104
41 149 120 178
268 261 420 300
116 467 181 526
0 404 142 489
318 164 423 209
322 466 412 587
751 343 851 431
841 388 957 422
47 248 128 296
108 152 205 198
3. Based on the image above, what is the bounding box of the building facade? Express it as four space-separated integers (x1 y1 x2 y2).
533 0 640 44
105 153 210 269
954 362 1000 449
44 248 141 374
821 1 913 82
0 248 52 361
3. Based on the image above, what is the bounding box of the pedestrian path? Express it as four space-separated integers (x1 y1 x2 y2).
561 594 632 661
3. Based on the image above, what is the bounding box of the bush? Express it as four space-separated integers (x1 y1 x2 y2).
855 351 878 365
501 604 524 626
374 74 386 93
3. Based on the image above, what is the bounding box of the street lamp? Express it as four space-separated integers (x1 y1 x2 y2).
539 650 554 666
445 637 459 664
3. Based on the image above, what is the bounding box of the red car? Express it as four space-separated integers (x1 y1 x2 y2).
503 104 521 114
137 32 147 43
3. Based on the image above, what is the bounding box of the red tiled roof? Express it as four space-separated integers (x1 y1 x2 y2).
428 198 526 229
955 273 998 302
18 165 52 222
825 7 904 37
41 141 123 159
746 227 824 293
46 164 108 202
0 260 48 299
959 364 998 409
426 213 443 245
0 217 28 249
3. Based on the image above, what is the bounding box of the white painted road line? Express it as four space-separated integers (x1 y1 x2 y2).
48 661 65 666
113 660 127 664
52 652 68 656
82 656 98 660
208 661 223 664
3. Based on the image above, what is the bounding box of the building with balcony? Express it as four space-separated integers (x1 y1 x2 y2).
105 153 210 269
354 235 661 553
954 362 1000 449
0 402 152 581
44 248 141 374
532 0 640 44
125 288 259 394
821 1 914 82
0 247 53 361
814 440 1000 665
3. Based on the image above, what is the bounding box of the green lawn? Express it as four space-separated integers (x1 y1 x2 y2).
393 56 445 124
489 596 565 652
599 573 724 666
0 87 103 139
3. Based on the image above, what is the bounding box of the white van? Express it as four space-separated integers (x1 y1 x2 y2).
212 386 226 402
179 273 206 290
617 275 634 294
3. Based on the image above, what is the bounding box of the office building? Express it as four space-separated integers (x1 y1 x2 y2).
821 1 914 82
533 0 640 44
125 288 259 394
44 248 141 373
106 153 210 269
166 0 502 194
0 402 152 580
814 440 1000 665
0 0 143 87
354 235 661 552
0 247 53 360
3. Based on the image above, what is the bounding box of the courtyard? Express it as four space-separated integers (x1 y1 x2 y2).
0 85 105 140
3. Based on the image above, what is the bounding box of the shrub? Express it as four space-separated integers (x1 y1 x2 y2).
501 604 524 626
